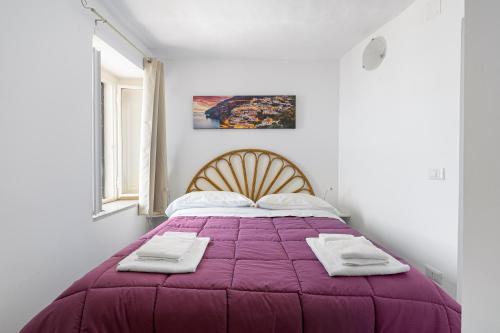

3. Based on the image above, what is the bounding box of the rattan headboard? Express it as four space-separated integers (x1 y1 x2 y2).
186 149 314 201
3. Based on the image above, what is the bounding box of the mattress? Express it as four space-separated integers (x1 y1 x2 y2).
22 209 461 332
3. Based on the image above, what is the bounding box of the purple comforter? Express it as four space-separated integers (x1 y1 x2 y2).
22 216 461 333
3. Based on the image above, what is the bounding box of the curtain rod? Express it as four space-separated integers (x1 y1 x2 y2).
80 0 152 63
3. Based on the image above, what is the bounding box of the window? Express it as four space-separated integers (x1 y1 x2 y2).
92 36 144 215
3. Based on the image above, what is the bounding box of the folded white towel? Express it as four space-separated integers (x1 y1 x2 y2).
323 237 372 250
135 256 183 263
306 237 409 276
117 237 210 274
342 258 389 266
161 231 197 239
340 243 389 261
318 233 354 246
136 234 195 260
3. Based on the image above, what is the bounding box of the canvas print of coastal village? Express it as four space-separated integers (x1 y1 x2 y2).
192 95 296 129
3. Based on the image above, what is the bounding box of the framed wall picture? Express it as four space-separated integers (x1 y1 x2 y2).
192 95 296 129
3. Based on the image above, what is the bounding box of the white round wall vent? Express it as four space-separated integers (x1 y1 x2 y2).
362 37 387 71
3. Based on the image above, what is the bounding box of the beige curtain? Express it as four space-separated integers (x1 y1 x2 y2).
139 59 168 216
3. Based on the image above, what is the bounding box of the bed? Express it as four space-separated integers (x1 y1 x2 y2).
22 149 461 333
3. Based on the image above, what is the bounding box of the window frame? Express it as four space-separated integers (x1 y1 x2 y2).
116 84 143 200
92 48 103 215
92 37 144 218
99 70 142 204
100 71 119 203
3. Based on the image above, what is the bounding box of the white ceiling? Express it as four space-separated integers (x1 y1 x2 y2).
98 0 415 60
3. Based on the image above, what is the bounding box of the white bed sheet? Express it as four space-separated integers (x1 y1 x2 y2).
169 206 344 221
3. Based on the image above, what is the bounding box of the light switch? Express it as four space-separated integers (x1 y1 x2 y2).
428 168 445 180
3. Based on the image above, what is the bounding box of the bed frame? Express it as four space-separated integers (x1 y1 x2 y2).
186 148 314 201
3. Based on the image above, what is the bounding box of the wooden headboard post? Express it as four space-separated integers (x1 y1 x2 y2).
186 149 314 201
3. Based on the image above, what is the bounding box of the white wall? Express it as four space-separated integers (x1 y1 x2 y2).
338 0 463 296
164 60 340 204
0 1 149 332
461 0 500 331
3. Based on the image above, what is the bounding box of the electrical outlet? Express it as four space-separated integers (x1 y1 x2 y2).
425 265 443 285
323 185 335 200
426 0 442 21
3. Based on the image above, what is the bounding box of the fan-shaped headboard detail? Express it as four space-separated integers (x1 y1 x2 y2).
186 149 314 201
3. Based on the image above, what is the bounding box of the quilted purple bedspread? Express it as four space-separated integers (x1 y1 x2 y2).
22 216 461 333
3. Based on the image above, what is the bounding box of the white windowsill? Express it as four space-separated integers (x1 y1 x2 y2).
93 200 138 221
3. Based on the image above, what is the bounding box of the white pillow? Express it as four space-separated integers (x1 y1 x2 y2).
256 193 339 214
165 191 254 216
